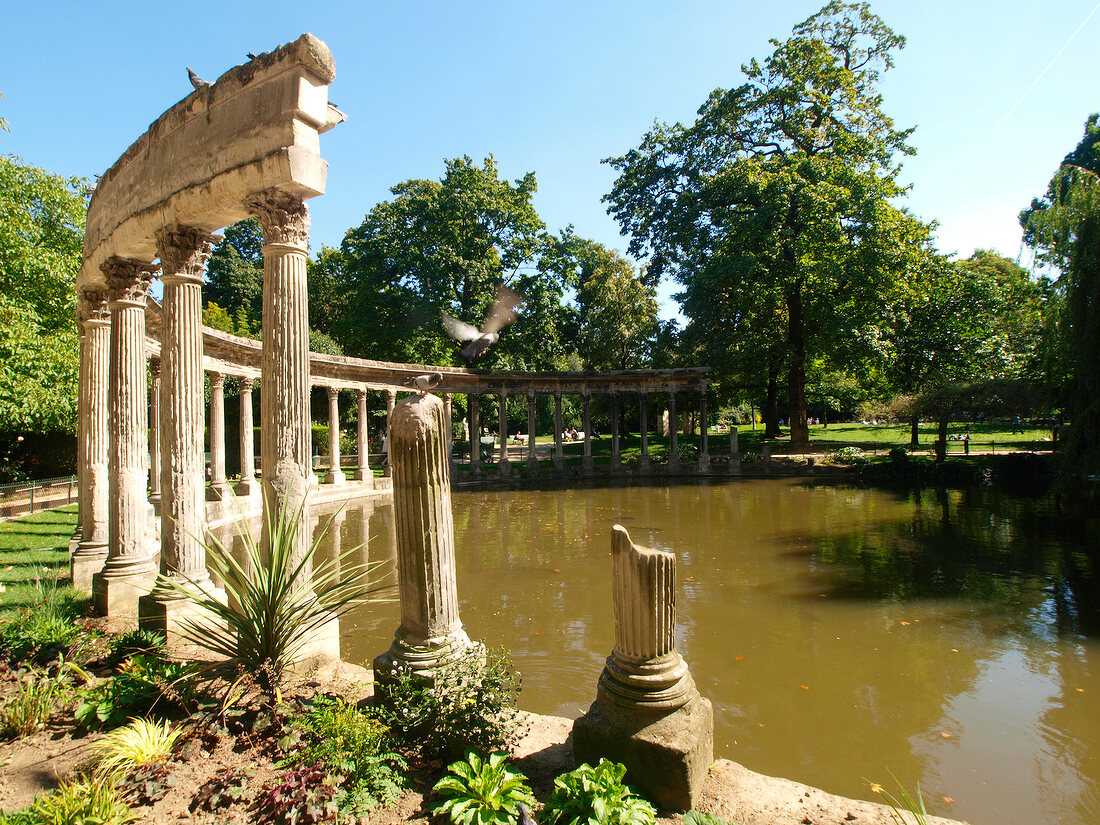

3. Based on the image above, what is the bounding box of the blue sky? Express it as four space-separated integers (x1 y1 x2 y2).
3 1 1097 319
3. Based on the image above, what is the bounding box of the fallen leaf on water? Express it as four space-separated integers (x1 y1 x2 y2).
735 656 747 661
800 685 810 690
818 593 828 597
553 568 560 573
943 796 954 804
900 621 911 626
684 576 696 582
1077 688 1085 693
952 648 959 653
941 732 953 739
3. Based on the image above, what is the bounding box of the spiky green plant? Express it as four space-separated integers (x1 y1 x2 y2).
0 671 69 740
92 717 181 778
868 771 930 825
432 751 536 825
26 776 137 825
160 495 389 692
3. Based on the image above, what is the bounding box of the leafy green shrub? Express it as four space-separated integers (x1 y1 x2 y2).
21 776 137 825
281 696 406 814
682 812 733 825
75 654 197 729
432 751 536 825
256 765 341 825
0 669 70 740
0 572 87 663
825 446 869 465
104 629 166 668
377 648 524 760
159 496 387 694
678 444 699 463
543 760 656 825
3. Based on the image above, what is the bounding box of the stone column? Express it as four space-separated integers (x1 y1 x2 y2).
72 289 111 591
469 393 481 472
443 393 454 474
207 372 232 500
498 388 510 474
526 391 538 472
355 388 371 481
668 391 680 470
610 393 622 469
698 390 709 472
246 190 318 566
573 525 713 812
324 386 346 485
638 393 651 472
553 392 564 471
139 227 218 638
374 394 478 682
582 392 594 473
237 377 261 497
94 258 158 616
729 426 741 476
148 358 162 509
384 389 396 478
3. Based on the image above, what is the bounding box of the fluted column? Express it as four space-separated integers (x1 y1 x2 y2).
246 190 316 565
668 391 680 470
237 377 260 496
443 393 454 474
207 372 232 499
526 391 538 472
729 426 741 476
325 386 346 485
94 258 158 616
374 394 477 682
384 389 396 478
355 388 370 481
72 289 111 591
610 393 622 469
698 390 709 472
639 393 651 472
498 388 510 474
148 359 162 508
553 392 564 471
469 393 481 472
582 392 594 473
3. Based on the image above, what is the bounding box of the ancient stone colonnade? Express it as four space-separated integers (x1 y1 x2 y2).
70 35 720 660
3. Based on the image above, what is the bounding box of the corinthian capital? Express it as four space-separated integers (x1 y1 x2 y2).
101 258 157 306
78 288 111 325
243 188 310 248
155 225 218 282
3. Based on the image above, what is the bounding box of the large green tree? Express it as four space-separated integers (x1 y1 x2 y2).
1021 113 1100 475
0 155 87 435
329 155 576 369
604 2 917 445
203 218 264 335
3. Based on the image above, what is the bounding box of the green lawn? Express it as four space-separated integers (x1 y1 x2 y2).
0 504 78 610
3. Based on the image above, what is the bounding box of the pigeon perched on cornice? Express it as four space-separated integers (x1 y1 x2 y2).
402 373 443 394
187 68 208 90
441 286 524 365
246 52 258 60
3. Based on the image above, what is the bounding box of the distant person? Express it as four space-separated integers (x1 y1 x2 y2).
1012 415 1023 435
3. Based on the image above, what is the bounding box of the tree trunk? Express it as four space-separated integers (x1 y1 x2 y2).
764 360 781 439
910 413 920 447
787 286 809 446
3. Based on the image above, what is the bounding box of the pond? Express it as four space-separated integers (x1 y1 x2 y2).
315 478 1099 825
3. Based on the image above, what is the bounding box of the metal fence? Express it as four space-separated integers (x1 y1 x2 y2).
0 475 78 521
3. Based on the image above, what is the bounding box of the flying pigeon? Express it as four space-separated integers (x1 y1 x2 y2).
246 52 258 60
402 372 443 394
187 68 208 90
517 803 537 825
441 286 524 365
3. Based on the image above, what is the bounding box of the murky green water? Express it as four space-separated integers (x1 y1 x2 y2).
315 478 1100 825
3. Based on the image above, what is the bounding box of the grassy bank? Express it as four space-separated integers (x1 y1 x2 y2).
0 505 78 610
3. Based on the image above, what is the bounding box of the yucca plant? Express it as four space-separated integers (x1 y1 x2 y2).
92 717 181 778
432 751 536 825
26 776 137 825
161 494 389 692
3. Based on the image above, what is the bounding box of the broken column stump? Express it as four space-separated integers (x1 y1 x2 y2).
573 525 714 812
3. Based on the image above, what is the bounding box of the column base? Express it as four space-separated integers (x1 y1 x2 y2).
697 454 710 473
207 482 234 502
553 457 565 471
93 564 158 617
71 542 108 593
353 467 371 482
583 456 595 474
573 694 714 813
728 458 741 476
373 631 480 684
138 586 228 650
638 455 652 472
235 477 263 499
498 459 511 476
324 468 347 486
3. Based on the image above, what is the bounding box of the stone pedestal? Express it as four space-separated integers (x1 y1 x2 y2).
572 525 713 812
374 394 477 684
